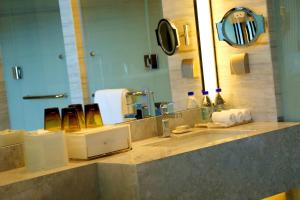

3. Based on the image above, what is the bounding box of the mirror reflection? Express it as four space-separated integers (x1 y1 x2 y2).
216 7 265 47
0 0 189 131
156 19 179 56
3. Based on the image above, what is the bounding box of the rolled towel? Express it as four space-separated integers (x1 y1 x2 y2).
240 109 252 122
212 111 237 126
229 109 245 123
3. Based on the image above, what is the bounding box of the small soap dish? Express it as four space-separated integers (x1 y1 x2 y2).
172 125 191 134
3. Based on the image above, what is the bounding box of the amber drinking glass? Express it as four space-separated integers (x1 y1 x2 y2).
44 107 61 131
84 104 103 128
69 104 85 129
61 107 81 133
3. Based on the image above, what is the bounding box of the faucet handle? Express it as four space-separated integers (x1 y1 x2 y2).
160 102 174 115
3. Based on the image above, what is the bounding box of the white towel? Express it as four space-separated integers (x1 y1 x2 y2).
212 111 237 126
94 89 133 125
229 109 245 123
240 109 252 121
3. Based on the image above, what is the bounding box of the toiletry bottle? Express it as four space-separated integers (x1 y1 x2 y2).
200 90 213 123
214 88 225 112
187 91 199 109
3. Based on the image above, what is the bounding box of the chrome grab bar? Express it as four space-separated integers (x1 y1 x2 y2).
23 93 68 100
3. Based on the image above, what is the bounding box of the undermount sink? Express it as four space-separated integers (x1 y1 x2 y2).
146 129 254 148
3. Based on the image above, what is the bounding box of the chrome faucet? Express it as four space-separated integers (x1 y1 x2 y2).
160 103 182 138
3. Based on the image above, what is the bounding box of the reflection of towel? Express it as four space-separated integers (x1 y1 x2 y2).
94 89 134 125
230 109 252 122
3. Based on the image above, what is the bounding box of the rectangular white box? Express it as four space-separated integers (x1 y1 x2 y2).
24 130 68 172
0 130 24 147
66 124 132 160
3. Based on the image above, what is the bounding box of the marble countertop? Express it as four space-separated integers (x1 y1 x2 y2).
1 122 299 187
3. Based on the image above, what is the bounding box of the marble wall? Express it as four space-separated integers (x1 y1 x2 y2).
59 0 88 105
161 0 203 112
0 51 9 129
211 0 279 121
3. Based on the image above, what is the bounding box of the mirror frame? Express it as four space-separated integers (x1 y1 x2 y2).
216 7 265 47
155 19 179 56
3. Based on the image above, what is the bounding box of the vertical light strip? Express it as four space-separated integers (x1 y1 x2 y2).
195 0 218 99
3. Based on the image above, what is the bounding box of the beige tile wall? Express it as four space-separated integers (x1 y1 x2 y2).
0 51 9 130
161 0 203 111
211 0 279 121
59 0 87 105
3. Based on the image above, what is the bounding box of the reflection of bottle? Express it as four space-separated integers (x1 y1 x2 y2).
84 104 103 128
44 107 61 131
69 104 85 129
187 91 199 109
61 108 81 133
200 91 213 123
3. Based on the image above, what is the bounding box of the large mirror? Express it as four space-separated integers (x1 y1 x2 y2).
216 7 265 47
0 0 201 131
0 0 206 131
0 0 70 131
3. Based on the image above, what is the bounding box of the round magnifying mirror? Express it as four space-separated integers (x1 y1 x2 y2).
156 19 179 56
216 7 265 47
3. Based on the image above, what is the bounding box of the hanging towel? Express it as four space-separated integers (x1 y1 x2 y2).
94 89 133 125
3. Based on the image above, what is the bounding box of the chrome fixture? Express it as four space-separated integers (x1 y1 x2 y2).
216 7 265 47
23 93 68 100
160 102 182 138
12 66 22 80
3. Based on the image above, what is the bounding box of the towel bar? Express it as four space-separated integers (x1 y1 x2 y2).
23 93 68 100
92 91 148 98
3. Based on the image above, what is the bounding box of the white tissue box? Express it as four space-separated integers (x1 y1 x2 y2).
66 124 132 160
0 130 24 147
24 130 68 172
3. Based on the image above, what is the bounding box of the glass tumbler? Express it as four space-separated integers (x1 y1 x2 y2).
84 104 103 128
61 107 81 133
44 107 61 131
69 104 85 129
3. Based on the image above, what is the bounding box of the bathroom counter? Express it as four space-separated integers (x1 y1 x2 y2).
1 122 300 200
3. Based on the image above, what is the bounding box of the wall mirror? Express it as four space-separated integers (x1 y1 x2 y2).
155 19 179 56
216 7 265 47
0 0 203 131
0 0 171 130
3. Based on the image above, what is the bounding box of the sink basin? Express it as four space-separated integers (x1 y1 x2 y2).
146 129 253 148
0 130 24 148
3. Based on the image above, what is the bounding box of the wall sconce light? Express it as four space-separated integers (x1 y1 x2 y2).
194 0 218 99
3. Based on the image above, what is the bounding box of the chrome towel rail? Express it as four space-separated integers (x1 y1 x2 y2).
23 93 68 100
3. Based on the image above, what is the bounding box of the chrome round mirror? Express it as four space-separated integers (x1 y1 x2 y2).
216 7 265 47
156 19 179 56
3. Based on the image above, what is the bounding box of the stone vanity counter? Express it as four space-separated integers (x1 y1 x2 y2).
1 122 300 200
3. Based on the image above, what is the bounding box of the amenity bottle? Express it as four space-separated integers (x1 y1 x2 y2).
200 90 213 123
214 88 225 112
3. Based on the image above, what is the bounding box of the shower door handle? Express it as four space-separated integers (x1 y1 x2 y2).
23 93 68 100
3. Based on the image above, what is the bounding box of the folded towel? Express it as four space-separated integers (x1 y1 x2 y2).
212 111 237 126
94 89 133 125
